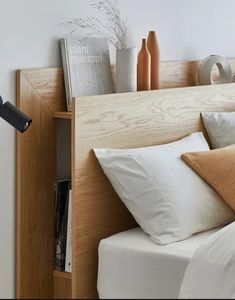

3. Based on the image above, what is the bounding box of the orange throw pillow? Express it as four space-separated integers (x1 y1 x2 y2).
182 144 235 211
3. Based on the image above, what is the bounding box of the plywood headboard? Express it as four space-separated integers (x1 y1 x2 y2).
16 61 235 299
72 83 235 298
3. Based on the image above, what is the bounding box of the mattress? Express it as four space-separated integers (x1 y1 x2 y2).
97 226 221 299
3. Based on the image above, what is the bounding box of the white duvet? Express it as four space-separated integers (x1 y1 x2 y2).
178 221 235 299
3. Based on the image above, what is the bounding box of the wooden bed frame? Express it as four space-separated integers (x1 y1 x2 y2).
16 61 235 299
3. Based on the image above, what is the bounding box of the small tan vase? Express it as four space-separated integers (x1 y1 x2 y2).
147 31 160 90
137 39 151 91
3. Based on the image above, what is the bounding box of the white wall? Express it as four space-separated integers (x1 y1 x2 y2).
1 0 235 297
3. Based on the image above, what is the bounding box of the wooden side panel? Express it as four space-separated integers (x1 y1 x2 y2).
72 83 235 299
53 271 72 299
16 68 66 299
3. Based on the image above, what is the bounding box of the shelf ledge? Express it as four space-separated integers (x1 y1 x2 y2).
53 112 72 119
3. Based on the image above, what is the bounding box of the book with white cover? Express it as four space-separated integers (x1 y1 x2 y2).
60 37 113 111
65 189 72 272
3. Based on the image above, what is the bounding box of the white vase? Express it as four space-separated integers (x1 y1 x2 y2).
116 47 137 93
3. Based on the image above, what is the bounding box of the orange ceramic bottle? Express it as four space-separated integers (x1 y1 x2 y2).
137 39 151 91
147 31 160 89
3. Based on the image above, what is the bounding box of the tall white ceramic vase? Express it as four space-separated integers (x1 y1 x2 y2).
116 47 137 93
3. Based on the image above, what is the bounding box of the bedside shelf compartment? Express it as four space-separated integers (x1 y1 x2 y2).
56 119 71 180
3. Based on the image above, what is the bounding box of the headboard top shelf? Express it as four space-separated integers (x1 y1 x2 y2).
53 111 72 119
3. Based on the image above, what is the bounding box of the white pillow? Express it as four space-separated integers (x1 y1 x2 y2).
202 112 235 149
94 132 235 245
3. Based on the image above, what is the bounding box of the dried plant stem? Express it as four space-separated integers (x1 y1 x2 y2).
61 0 129 49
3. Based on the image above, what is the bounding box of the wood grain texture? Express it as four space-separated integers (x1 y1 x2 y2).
16 68 66 299
160 58 235 88
72 83 235 299
53 271 72 299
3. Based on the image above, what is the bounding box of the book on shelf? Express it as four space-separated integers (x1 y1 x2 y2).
65 189 72 273
60 37 114 111
54 179 71 272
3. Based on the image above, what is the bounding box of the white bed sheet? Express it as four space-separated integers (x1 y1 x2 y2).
97 226 221 299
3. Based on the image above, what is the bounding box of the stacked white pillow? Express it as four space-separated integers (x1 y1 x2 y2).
94 132 235 245
202 112 235 149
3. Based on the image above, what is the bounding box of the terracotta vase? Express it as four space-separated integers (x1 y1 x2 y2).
137 39 151 91
147 31 160 90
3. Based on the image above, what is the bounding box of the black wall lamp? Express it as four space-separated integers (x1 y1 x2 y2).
0 96 32 133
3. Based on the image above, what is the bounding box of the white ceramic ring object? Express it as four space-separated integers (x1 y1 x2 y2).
198 55 232 85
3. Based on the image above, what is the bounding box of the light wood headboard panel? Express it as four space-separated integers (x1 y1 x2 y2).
73 83 235 298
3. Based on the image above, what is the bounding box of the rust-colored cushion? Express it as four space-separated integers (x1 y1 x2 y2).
182 144 235 212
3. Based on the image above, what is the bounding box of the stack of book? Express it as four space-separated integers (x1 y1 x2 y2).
54 179 72 273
